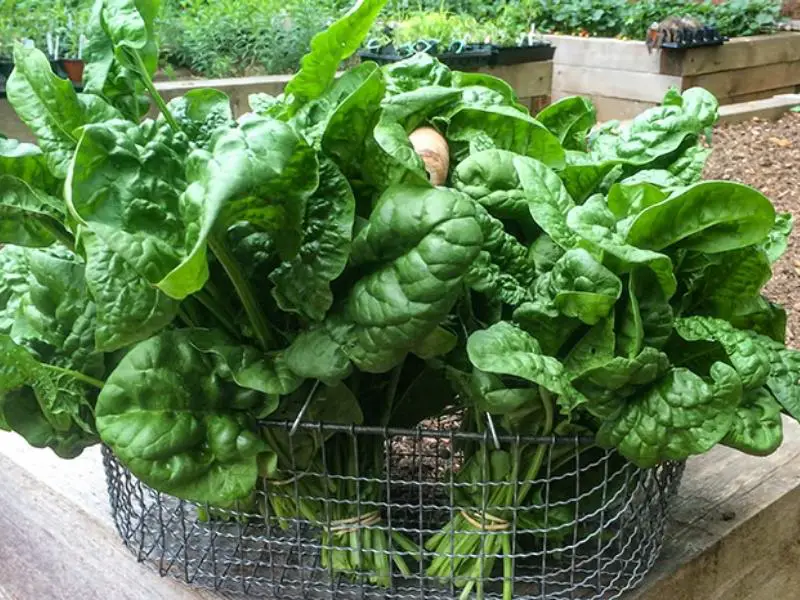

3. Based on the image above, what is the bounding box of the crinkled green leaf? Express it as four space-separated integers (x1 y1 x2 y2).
80 230 179 351
563 316 615 377
546 248 622 325
625 181 775 254
530 234 565 276
723 388 783 456
0 247 31 334
452 71 524 112
760 212 793 264
597 363 741 467
0 176 67 247
675 316 771 390
466 210 535 307
177 116 319 295
467 321 587 414
607 181 668 220
617 267 673 358
82 0 150 120
66 119 211 307
604 105 700 167
726 296 786 343
512 303 581 357
743 331 800 423
328 185 483 373
453 150 575 247
0 247 104 457
0 138 59 193
446 105 565 169
411 327 458 360
681 87 720 130
166 89 234 150
534 96 596 151
183 329 303 398
285 328 353 385
383 53 452 95
558 151 618 204
319 63 386 178
575 347 670 419
96 329 273 505
270 158 355 321
567 195 677 297
668 146 711 185
7 45 119 178
618 169 682 189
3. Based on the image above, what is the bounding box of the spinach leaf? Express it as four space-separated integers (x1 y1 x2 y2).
453 149 575 247
285 0 387 111
327 185 483 373
723 388 783 456
534 96 596 151
0 247 104 457
467 321 587 415
446 105 566 169
541 248 622 325
96 329 285 505
7 45 120 177
597 363 741 467
270 158 355 321
567 195 677 297
675 316 771 390
625 181 775 253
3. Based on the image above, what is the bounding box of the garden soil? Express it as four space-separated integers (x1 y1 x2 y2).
704 111 800 349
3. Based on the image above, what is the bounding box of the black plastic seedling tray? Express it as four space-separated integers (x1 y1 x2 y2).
359 41 555 69
491 43 555 66
659 26 728 49
359 44 495 68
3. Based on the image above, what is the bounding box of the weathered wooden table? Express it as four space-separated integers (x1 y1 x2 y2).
1 419 799 600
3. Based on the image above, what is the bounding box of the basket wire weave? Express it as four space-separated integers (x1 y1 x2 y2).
102 420 684 600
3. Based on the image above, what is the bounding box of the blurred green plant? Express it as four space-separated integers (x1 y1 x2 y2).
159 0 345 77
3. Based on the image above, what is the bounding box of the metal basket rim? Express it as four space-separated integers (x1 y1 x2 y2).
257 419 597 446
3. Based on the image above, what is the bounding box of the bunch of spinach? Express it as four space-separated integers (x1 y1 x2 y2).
1 0 799 593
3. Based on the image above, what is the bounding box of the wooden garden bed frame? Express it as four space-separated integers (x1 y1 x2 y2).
545 32 800 120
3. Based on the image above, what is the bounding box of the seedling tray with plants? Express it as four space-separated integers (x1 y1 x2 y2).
359 42 496 68
2 0 800 599
659 25 729 49
360 41 555 68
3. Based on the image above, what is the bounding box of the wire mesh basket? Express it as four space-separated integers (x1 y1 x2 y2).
103 420 684 600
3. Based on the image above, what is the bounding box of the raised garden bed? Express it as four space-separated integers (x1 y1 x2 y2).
546 32 800 120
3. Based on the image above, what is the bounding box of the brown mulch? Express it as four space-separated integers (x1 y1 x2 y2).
703 111 800 349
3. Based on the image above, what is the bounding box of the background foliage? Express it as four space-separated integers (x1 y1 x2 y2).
0 0 788 76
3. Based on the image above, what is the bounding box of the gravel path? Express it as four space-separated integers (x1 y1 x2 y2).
704 111 800 348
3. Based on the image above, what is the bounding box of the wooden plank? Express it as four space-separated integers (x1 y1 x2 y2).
718 93 800 124
684 60 800 99
665 32 800 76
0 101 33 142
155 75 291 118
553 89 658 121
544 34 661 73
476 61 552 99
552 64 680 103
721 86 798 105
0 447 215 600
630 416 800 600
